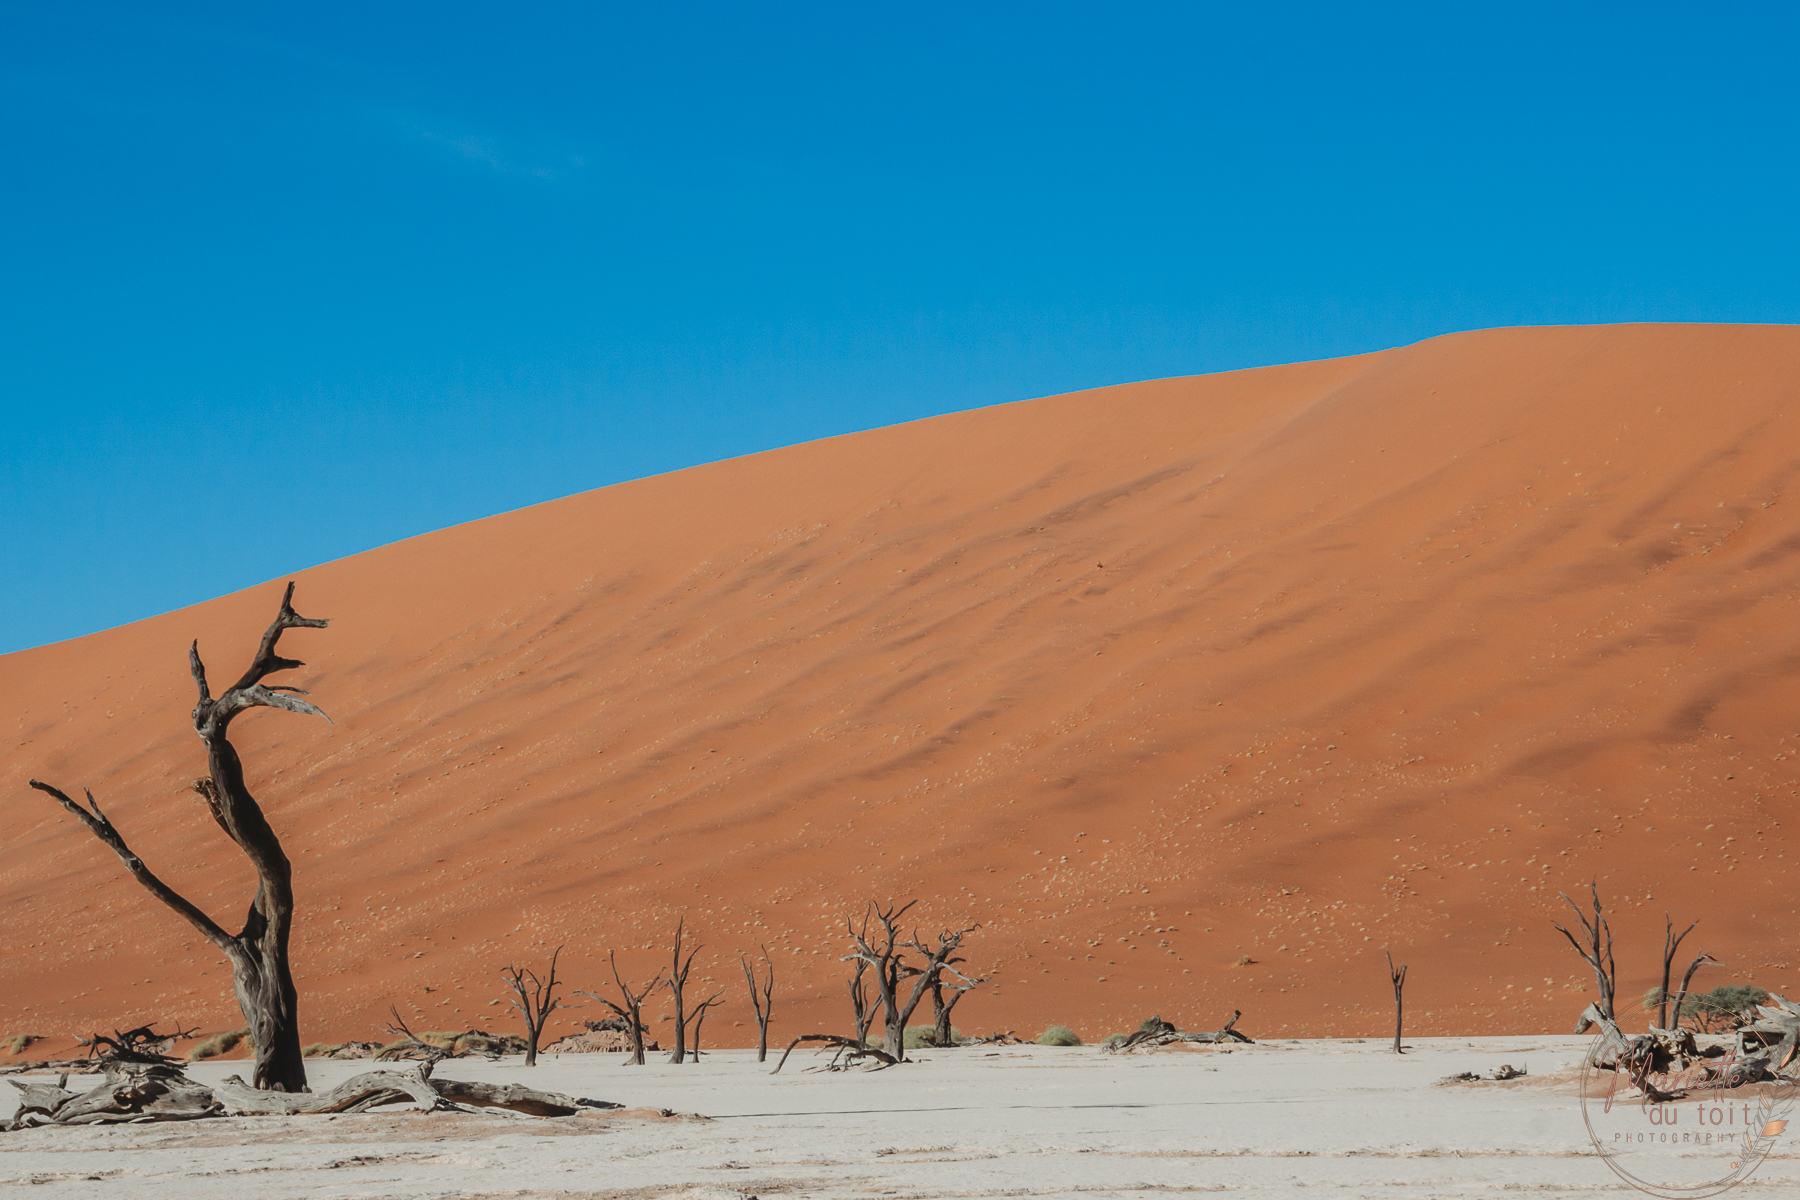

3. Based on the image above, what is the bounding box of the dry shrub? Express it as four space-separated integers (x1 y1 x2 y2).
189 1027 250 1060
1035 1025 1081 1046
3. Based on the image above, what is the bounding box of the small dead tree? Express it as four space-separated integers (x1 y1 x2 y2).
930 962 988 1046
740 945 775 1061
1654 914 1698 1030
576 951 662 1065
502 945 565 1067
663 918 703 1064
1667 948 1719 1030
27 582 332 1093
1385 950 1407 1053
688 990 725 1057
1554 882 1618 1028
844 900 979 1062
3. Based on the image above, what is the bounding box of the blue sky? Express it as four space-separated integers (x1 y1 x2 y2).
3 2 1796 654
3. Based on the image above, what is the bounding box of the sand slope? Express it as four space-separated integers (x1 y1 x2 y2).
4 323 1799 1050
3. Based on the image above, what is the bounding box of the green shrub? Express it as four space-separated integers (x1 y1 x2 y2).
1035 1025 1081 1046
1643 984 1769 1022
189 1027 250 1060
1687 985 1769 1019
4 1034 42 1056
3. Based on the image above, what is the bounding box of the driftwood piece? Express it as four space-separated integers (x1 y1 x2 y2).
1104 1011 1253 1053
771 1034 900 1074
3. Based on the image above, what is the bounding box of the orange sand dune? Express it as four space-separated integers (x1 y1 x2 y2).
5 323 1800 1054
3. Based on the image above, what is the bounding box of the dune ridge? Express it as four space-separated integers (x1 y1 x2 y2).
5 323 1799 1051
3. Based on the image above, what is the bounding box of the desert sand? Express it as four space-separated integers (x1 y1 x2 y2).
4 323 1800 1053
6 1037 1755 1199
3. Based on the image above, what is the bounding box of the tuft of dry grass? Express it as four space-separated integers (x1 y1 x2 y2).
189 1027 250 1060
1035 1025 1081 1046
4 1033 43 1056
300 1041 344 1058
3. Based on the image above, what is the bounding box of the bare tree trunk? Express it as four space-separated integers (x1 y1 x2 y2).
28 582 332 1093
849 958 874 1046
740 946 774 1062
503 946 564 1067
1385 950 1407 1054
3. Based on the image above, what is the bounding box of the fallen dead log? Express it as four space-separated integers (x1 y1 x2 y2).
1104 1011 1254 1054
8 1061 222 1128
212 1070 440 1115
771 1034 900 1074
7 1057 613 1129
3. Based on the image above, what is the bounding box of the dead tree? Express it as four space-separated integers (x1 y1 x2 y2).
930 962 988 1046
575 951 662 1065
1554 881 1617 1027
1654 914 1699 1029
844 900 979 1062
663 919 706 1065
502 946 565 1066
687 990 725 1057
1667 948 1718 1030
27 582 332 1093
377 1006 496 1063
740 945 775 1061
1386 950 1407 1053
